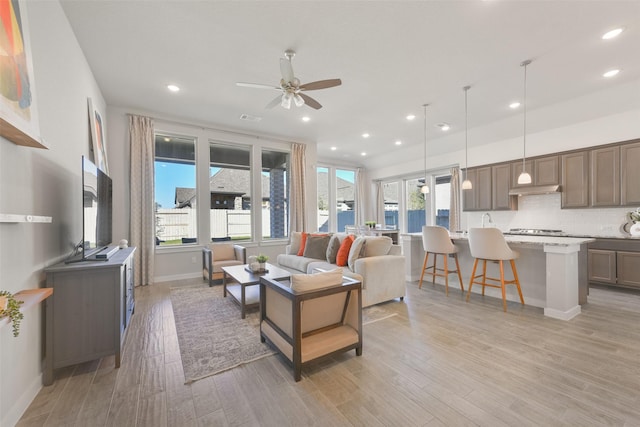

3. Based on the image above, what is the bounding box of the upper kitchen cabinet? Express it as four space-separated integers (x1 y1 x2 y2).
463 166 492 211
510 155 559 188
492 163 516 210
590 146 620 207
561 151 589 208
510 160 533 188
621 141 640 206
533 156 559 186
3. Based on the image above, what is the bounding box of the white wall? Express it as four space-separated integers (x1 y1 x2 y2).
0 2 107 425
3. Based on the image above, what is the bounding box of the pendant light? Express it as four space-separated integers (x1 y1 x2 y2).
420 103 430 194
461 85 473 190
517 59 532 185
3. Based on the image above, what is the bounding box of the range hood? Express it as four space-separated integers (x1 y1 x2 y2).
508 185 561 196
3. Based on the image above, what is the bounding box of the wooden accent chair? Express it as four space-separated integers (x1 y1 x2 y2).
259 269 362 382
202 243 246 286
419 225 464 296
466 227 525 312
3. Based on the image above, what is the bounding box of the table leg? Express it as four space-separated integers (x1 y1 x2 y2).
223 272 227 297
241 284 246 319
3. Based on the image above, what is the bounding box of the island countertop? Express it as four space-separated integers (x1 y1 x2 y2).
447 232 595 246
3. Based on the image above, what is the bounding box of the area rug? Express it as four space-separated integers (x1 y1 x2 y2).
170 285 274 384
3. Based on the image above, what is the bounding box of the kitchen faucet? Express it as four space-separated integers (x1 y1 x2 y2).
482 212 493 228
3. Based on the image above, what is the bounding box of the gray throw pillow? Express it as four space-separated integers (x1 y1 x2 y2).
326 234 341 264
303 234 331 260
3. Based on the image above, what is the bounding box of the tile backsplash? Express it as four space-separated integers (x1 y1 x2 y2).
464 193 635 237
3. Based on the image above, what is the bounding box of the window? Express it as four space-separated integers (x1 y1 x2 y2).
383 181 399 228
261 149 289 240
435 175 451 229
317 166 330 232
209 142 252 242
405 177 425 233
154 133 197 245
336 169 355 233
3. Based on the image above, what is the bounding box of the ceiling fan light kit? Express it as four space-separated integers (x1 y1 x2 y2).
236 49 342 110
517 59 533 185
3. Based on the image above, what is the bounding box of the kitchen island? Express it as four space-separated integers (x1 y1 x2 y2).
401 232 595 320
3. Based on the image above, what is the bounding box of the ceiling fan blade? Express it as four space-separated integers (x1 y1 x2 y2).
236 82 281 90
265 95 282 109
299 79 342 91
280 58 294 83
299 93 322 110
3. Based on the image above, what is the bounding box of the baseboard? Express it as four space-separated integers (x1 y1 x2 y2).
154 272 201 283
2 373 42 427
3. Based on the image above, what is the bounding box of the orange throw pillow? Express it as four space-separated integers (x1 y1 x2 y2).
336 235 355 266
297 233 309 256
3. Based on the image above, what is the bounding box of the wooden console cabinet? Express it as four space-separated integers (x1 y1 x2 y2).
43 247 136 385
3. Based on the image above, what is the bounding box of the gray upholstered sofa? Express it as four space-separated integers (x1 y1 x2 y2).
276 232 405 307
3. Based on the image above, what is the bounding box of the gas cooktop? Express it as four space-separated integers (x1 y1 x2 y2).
505 228 568 236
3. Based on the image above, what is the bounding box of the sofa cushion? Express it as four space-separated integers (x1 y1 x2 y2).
297 232 309 256
212 243 235 261
348 237 367 271
290 268 344 292
336 235 355 267
363 236 393 257
326 234 341 264
289 231 302 255
277 254 319 273
303 234 331 260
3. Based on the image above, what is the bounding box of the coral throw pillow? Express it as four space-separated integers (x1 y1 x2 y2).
297 232 309 256
336 235 355 267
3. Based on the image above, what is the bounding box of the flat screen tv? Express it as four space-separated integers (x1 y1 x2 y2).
81 155 113 259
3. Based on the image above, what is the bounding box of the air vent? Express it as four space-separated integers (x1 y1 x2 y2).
239 114 262 122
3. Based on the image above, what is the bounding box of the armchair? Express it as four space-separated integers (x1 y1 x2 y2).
259 269 362 381
202 243 246 286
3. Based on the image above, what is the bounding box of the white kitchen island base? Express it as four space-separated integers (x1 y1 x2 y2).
401 233 593 320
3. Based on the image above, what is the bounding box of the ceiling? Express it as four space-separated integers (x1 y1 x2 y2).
60 1 640 168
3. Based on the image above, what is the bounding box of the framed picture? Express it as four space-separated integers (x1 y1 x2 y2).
0 0 44 148
88 97 108 174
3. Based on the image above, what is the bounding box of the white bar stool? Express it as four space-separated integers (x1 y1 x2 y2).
466 227 525 312
419 226 464 296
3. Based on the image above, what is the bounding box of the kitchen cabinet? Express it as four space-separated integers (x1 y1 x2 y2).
492 163 516 210
463 166 492 211
561 151 589 208
510 156 558 188
43 247 136 385
588 239 640 290
590 146 620 207
534 155 559 186
621 141 640 205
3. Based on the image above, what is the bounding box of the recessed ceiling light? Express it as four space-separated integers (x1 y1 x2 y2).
167 84 180 92
509 102 521 109
302 116 310 122
330 146 337 151
362 133 370 138
395 140 402 146
406 114 416 121
603 69 620 78
436 123 450 131
602 28 624 40
361 152 367 156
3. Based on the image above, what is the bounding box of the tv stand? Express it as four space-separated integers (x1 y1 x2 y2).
44 247 136 385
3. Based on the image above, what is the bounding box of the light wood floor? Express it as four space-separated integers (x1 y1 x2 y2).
17 279 640 426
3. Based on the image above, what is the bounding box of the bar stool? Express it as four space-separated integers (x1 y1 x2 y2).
419 226 464 296
466 227 524 312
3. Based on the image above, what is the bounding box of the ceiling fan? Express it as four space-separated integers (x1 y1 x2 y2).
236 50 342 110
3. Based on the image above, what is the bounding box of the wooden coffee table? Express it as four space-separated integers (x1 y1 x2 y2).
222 263 291 318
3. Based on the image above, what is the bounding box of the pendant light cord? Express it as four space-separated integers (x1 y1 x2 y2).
464 86 470 179
423 103 428 184
521 60 531 171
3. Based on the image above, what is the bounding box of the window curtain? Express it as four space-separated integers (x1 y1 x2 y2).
449 167 461 232
375 181 385 227
355 168 367 225
129 115 155 286
289 143 306 232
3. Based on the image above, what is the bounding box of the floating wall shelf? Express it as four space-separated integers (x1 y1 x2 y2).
0 118 47 149
0 288 53 330
0 214 52 223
